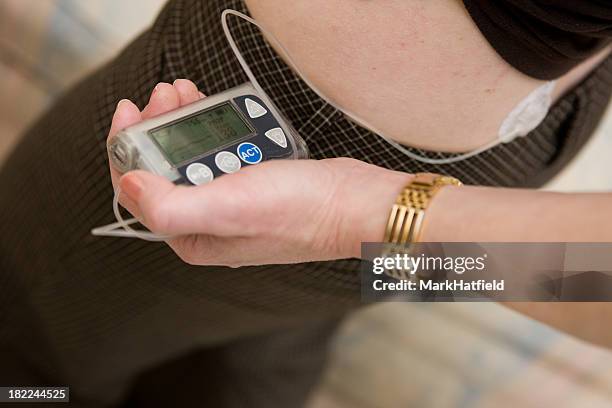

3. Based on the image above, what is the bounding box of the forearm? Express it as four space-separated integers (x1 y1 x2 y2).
350 171 612 253
350 171 612 348
422 186 612 242
425 185 612 349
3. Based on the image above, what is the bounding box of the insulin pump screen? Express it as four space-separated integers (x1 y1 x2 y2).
150 103 253 165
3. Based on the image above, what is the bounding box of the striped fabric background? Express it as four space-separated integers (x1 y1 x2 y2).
1 1 612 407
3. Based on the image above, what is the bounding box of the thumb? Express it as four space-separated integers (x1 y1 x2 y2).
119 171 177 233
119 170 243 236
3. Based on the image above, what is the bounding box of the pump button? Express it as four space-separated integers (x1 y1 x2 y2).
186 163 214 185
215 151 242 174
265 128 288 148
245 98 268 119
237 142 263 164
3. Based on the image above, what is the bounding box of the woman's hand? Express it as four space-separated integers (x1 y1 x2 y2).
108 79 411 267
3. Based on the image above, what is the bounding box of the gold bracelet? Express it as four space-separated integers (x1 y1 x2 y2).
384 173 462 244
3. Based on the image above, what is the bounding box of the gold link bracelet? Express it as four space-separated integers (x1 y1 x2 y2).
384 173 462 244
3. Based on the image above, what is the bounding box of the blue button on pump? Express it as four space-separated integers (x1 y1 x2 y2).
237 142 262 164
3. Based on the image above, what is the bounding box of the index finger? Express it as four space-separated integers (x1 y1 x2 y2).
108 99 142 141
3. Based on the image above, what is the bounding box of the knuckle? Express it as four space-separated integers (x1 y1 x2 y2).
211 185 257 234
176 248 199 266
144 203 170 233
172 236 245 268
173 241 200 265
172 235 213 266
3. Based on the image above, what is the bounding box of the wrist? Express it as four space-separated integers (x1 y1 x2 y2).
333 160 413 258
417 183 466 242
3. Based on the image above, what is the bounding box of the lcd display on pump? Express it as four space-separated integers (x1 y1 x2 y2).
107 83 308 187
150 103 253 166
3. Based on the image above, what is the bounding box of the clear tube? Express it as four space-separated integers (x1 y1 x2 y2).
221 9 506 165
94 9 518 241
91 186 173 241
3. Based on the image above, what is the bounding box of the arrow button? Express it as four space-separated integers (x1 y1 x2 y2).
265 128 288 148
245 98 268 119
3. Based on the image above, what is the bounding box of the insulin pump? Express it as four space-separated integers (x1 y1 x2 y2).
94 9 313 241
94 82 307 241
109 82 309 186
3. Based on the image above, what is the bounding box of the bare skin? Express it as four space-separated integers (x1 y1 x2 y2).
243 0 612 350
110 1 612 349
246 0 610 152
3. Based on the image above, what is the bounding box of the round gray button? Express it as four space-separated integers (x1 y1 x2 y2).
186 163 214 185
215 151 241 174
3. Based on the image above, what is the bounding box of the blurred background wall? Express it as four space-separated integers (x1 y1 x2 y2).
1 1 612 407
0 0 164 162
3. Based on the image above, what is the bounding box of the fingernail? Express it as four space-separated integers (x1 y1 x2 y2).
173 78 187 86
117 99 130 107
154 82 172 92
198 91 205 99
120 174 144 202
